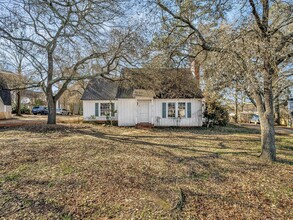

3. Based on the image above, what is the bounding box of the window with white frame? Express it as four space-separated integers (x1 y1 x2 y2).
99 103 115 117
168 103 176 118
100 103 111 116
178 102 186 118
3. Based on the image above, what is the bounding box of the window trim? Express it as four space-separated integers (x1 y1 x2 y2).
167 102 176 118
177 102 186 118
100 103 111 117
162 101 192 119
95 102 115 117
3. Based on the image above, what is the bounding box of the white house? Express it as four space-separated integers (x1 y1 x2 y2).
81 68 203 127
0 75 12 119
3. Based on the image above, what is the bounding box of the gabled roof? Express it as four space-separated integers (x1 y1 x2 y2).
0 75 12 106
120 68 202 99
81 77 118 100
81 68 203 100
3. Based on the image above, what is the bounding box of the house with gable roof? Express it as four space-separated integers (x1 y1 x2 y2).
81 67 203 127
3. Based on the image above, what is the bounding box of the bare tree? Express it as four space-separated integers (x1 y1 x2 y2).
155 0 293 161
0 0 141 124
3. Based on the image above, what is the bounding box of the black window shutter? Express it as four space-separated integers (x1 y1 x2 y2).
95 103 99 117
187 102 191 118
162 103 166 118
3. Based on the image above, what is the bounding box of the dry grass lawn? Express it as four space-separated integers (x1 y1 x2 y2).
0 124 292 219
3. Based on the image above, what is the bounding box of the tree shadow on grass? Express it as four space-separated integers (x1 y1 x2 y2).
71 128 272 182
1 124 262 161
72 128 259 158
153 123 261 135
0 188 68 219
275 158 293 165
2 124 291 166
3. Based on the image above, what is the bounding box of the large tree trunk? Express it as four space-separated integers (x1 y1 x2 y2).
260 113 276 161
47 95 57 124
258 62 276 161
253 71 276 161
47 89 57 124
46 50 56 124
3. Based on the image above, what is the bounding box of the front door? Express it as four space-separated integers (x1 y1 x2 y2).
137 101 150 123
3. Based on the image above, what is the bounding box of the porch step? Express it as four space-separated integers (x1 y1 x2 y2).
135 122 154 129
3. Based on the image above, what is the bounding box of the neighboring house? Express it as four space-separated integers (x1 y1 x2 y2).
0 71 46 112
21 90 46 110
81 68 203 127
0 75 12 119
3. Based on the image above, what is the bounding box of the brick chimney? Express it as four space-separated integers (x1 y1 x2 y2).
191 60 200 89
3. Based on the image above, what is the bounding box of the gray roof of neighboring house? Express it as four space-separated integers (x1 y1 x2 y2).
81 68 203 100
0 75 12 106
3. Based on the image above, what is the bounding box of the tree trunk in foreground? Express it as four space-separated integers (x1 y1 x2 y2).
257 60 277 161
47 93 57 124
46 50 57 125
260 112 276 161
253 70 276 161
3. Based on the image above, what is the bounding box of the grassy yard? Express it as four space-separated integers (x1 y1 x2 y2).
0 124 292 219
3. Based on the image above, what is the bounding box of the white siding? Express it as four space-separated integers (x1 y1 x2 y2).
118 99 137 126
83 98 203 127
0 98 12 119
4 105 12 113
83 100 118 121
153 99 202 127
